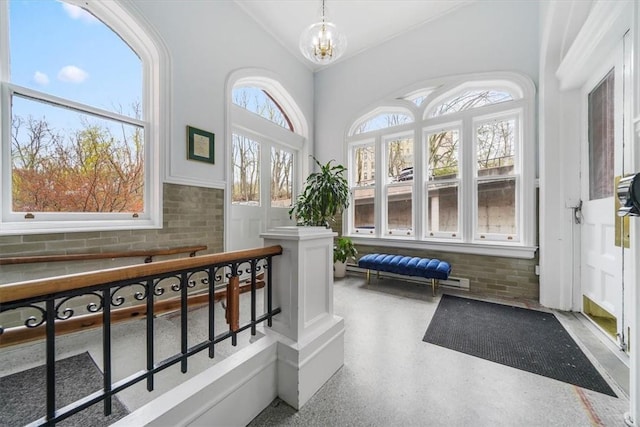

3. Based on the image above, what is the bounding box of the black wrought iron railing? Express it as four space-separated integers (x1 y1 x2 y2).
0 245 283 426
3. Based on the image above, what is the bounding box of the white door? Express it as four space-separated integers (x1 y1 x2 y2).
229 131 296 252
580 36 631 348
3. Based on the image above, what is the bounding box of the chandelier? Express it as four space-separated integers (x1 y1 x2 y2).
299 0 347 65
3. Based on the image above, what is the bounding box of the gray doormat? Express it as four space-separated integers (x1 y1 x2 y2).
423 294 617 397
0 352 129 426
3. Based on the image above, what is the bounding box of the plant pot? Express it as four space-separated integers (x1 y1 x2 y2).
334 261 347 278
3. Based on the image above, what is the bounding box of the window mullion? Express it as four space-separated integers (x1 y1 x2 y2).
462 117 474 243
374 135 383 238
414 126 423 240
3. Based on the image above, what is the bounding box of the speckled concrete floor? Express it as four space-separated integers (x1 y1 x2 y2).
249 274 629 427
1 275 628 426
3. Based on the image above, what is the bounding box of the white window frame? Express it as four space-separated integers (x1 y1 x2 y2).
472 109 522 243
345 72 537 259
423 121 463 241
348 138 377 236
0 0 168 235
382 130 415 237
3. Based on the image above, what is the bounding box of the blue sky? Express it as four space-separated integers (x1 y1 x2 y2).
9 0 141 123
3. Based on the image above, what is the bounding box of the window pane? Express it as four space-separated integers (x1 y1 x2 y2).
387 137 414 181
588 69 614 200
271 147 293 207
428 129 459 180
352 144 375 186
387 183 412 234
403 89 434 106
428 182 458 234
9 0 142 117
477 119 515 176
232 87 292 131
232 134 260 205
354 113 413 134
11 96 144 213
409 96 428 107
353 187 375 231
431 90 513 117
477 178 516 236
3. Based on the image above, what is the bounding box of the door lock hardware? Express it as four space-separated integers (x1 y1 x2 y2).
571 200 583 224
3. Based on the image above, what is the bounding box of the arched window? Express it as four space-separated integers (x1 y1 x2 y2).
349 106 414 136
227 71 307 252
345 73 536 252
232 86 293 131
429 89 515 117
402 88 435 107
0 0 166 234
354 113 413 135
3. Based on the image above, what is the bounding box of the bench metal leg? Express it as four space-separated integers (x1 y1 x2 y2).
431 279 438 297
366 269 370 283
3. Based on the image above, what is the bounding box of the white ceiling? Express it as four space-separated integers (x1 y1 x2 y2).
234 0 473 71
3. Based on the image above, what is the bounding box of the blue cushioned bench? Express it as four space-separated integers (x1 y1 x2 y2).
358 253 451 296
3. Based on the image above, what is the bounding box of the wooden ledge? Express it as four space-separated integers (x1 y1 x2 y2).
0 245 208 266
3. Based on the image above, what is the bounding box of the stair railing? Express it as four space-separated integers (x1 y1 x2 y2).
0 245 282 426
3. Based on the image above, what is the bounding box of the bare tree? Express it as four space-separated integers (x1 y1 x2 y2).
432 90 511 117
271 148 293 206
428 131 458 179
477 120 514 170
11 108 144 213
232 134 260 203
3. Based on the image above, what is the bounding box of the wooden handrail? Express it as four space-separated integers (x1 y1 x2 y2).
0 245 283 304
0 245 208 266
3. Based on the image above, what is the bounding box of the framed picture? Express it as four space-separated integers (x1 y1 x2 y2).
187 125 215 164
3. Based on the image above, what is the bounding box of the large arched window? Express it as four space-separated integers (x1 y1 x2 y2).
346 73 536 254
0 0 167 234
226 71 308 251
232 86 293 131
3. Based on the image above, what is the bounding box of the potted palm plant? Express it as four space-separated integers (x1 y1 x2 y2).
333 236 357 278
289 156 354 277
288 157 350 227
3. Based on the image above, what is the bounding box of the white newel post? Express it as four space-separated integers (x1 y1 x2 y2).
260 226 345 409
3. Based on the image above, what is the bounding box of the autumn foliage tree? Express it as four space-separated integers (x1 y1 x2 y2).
11 113 144 213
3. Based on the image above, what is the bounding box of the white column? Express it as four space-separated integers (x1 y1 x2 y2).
626 2 640 425
260 226 345 409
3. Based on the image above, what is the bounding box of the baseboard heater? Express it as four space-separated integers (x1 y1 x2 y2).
346 265 470 290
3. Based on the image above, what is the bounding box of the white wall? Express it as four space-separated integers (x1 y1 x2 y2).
313 0 539 166
538 1 590 311
126 0 314 190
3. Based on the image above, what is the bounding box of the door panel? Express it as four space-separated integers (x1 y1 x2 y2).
580 39 627 346
267 146 295 233
229 133 296 252
582 199 619 316
230 134 263 252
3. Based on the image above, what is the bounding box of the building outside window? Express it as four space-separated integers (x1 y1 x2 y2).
346 74 535 251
